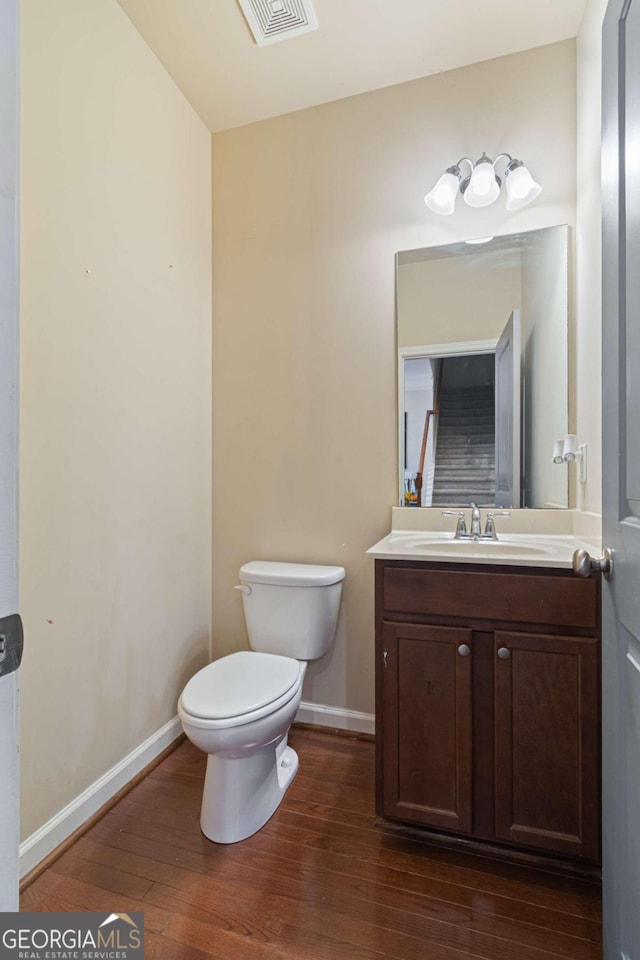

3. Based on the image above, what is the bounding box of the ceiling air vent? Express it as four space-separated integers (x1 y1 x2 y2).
237 0 318 46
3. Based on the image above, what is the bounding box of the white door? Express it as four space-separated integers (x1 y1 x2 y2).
602 1 640 956
0 0 21 911
494 310 521 508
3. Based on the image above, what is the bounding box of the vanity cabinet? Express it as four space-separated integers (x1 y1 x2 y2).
375 561 601 863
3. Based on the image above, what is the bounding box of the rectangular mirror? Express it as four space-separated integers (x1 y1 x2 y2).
397 225 569 509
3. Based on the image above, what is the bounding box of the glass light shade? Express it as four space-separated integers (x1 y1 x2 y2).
424 171 460 215
463 160 500 207
563 434 578 462
505 164 542 210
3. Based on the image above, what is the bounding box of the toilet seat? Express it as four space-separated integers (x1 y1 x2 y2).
179 651 302 730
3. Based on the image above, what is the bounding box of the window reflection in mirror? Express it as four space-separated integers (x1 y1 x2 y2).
397 226 569 510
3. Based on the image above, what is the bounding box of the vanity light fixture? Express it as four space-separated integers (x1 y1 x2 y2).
553 435 588 483
424 153 542 215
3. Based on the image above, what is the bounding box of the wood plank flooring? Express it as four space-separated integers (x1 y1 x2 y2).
21 727 602 960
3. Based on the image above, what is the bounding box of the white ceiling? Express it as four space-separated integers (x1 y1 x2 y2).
116 0 587 133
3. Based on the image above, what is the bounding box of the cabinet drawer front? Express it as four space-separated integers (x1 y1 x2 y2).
382 566 598 629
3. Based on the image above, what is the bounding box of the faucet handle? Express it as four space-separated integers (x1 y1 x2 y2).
442 510 467 536
484 511 511 539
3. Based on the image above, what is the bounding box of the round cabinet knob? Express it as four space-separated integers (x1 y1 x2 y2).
497 647 511 660
457 644 471 657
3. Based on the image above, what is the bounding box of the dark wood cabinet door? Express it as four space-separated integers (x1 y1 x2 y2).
381 622 473 833
494 631 600 860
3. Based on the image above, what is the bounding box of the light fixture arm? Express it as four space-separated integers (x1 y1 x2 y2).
443 158 474 182
493 153 529 182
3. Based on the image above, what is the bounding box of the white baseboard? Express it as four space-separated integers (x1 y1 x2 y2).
295 700 375 736
19 716 183 878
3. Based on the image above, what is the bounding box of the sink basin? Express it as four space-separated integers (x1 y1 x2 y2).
406 539 556 558
367 531 581 567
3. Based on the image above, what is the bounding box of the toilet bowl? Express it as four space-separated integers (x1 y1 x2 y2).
178 561 345 844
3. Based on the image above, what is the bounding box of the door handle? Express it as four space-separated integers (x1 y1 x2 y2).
0 614 23 679
572 547 613 581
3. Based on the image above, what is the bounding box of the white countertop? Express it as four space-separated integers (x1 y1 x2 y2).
366 531 592 568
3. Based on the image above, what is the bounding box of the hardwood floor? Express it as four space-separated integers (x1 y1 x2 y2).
21 727 602 960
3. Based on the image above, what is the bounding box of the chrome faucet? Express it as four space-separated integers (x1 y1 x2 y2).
442 505 511 540
470 502 482 538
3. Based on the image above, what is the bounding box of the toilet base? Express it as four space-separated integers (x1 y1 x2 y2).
200 736 299 844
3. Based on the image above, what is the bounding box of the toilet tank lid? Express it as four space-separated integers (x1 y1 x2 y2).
239 561 345 587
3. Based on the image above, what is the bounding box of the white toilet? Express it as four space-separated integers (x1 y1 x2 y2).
178 560 345 844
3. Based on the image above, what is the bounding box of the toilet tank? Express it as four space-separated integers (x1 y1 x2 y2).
238 561 345 660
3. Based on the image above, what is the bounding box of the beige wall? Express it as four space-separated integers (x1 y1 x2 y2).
576 0 608 516
397 254 522 348
212 41 577 717
19 0 212 838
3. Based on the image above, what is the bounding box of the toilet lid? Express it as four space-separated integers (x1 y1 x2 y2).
180 651 301 720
